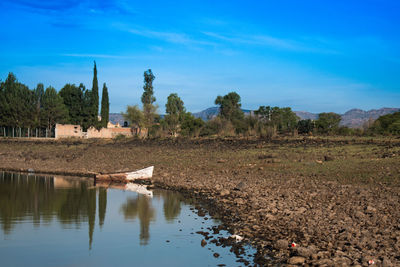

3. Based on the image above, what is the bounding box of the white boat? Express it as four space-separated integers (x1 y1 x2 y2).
126 166 154 181
95 166 154 182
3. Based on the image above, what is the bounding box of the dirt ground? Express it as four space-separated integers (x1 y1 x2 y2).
1 137 400 266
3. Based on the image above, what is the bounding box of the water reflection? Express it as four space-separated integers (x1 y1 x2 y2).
0 172 188 250
120 195 155 245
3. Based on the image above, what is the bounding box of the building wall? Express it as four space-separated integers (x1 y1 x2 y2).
87 127 134 138
55 124 144 139
55 124 83 139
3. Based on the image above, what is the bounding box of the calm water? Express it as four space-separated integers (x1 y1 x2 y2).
0 172 255 267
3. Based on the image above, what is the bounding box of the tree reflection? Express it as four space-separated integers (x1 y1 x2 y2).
120 195 155 245
0 172 100 250
161 190 182 223
98 187 107 228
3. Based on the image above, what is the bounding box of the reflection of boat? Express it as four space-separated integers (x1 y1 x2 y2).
125 183 153 197
95 166 154 183
95 182 153 197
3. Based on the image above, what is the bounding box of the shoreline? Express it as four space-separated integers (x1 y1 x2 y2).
1 137 399 266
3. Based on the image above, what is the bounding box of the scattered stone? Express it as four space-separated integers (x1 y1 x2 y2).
201 239 207 247
213 253 220 258
276 239 288 250
288 256 306 265
220 189 230 196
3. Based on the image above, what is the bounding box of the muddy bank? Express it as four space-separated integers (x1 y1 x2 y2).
0 137 399 266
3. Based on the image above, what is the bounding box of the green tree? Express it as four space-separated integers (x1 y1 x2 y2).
91 61 99 127
297 119 314 134
165 93 185 136
33 83 44 128
81 84 93 131
41 86 69 131
123 105 144 136
141 69 157 133
100 83 109 128
215 92 244 122
254 106 272 123
180 112 204 137
315 112 341 134
370 112 400 135
59 84 84 125
0 73 35 127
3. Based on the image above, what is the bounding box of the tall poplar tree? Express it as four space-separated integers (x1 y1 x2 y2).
141 69 157 132
91 61 99 126
100 83 109 128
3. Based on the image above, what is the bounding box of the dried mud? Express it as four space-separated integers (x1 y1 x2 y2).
0 137 400 266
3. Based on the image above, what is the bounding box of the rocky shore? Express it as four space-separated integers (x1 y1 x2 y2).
0 137 399 266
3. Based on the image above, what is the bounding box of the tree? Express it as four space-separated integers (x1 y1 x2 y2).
369 112 400 135
297 119 314 134
123 105 144 136
100 83 109 128
41 86 69 130
141 69 157 132
91 61 99 126
59 84 84 125
0 73 35 127
80 84 93 131
165 93 185 136
180 112 204 137
255 106 299 135
33 83 44 128
215 92 244 122
315 112 341 134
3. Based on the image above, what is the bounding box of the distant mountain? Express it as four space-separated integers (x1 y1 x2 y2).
340 108 400 128
193 107 400 128
109 113 126 126
294 111 318 120
192 107 252 121
192 107 219 121
111 107 400 129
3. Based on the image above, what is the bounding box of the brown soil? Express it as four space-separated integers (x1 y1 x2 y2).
1 137 400 266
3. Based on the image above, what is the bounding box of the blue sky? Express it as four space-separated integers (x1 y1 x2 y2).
0 0 399 114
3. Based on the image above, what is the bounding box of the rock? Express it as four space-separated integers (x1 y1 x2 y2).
213 253 220 258
235 198 245 205
365 206 377 213
316 160 323 164
201 239 207 247
288 256 306 265
217 159 226 163
276 239 288 250
296 207 307 214
234 181 245 190
315 259 334 266
296 247 312 258
220 189 230 196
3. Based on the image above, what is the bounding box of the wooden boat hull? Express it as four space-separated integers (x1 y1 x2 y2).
95 166 154 183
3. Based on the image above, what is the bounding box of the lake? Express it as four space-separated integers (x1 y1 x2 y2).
0 172 255 266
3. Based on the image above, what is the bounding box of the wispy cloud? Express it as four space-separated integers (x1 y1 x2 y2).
128 28 215 46
61 53 134 59
202 31 338 54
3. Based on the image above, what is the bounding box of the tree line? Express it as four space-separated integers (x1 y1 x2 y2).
124 70 400 138
1 65 398 138
0 62 109 131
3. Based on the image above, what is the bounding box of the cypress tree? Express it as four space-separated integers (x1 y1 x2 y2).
100 83 109 128
91 61 99 126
